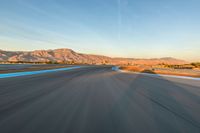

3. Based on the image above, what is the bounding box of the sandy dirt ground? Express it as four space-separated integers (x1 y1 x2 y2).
120 66 200 78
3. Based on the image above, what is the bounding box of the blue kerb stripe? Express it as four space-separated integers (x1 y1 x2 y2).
0 66 83 79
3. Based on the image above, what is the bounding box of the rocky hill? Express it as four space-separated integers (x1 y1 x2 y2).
0 48 187 65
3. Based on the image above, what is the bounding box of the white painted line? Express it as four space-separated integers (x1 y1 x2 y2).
0 66 83 79
113 67 200 81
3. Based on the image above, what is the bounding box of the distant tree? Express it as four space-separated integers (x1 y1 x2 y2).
191 62 200 67
46 61 58 64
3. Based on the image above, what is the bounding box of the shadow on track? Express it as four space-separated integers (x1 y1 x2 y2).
108 70 200 133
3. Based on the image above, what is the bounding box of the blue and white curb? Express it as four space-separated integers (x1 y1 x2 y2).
0 66 82 79
112 66 119 71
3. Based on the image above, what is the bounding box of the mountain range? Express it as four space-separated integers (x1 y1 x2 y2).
0 48 187 65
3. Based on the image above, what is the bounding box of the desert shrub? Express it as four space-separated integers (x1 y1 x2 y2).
191 62 200 67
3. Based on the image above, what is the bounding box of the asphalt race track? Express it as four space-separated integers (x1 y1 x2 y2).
0 66 199 133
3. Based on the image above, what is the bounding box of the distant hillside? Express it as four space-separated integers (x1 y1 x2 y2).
0 48 187 65
112 57 188 65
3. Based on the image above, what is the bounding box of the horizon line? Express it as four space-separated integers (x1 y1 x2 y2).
1 48 197 62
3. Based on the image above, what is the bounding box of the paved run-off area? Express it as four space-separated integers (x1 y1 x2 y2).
0 66 199 133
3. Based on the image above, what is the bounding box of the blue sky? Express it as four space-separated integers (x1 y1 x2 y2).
0 0 200 61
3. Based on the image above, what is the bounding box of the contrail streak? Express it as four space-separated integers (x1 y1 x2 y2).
118 0 121 41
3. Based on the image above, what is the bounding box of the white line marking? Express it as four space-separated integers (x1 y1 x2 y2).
113 67 200 81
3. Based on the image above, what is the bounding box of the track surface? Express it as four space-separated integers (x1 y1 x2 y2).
0 66 200 133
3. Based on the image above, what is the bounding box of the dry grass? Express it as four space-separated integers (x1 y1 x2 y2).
120 66 200 78
120 66 145 72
